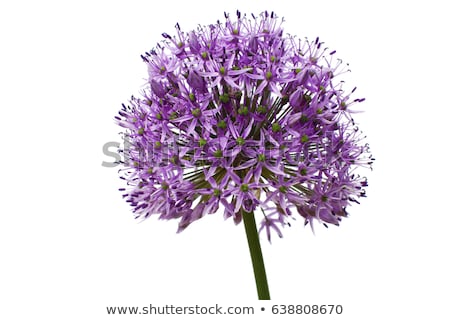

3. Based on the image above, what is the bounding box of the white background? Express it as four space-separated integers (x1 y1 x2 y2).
1 0 449 319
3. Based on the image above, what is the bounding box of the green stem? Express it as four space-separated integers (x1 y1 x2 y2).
242 210 271 300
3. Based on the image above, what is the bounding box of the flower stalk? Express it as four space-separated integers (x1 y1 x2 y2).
242 209 270 300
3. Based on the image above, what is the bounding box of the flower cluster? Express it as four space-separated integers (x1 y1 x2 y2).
116 11 373 241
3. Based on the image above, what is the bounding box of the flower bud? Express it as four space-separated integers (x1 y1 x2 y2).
187 70 207 93
150 80 165 98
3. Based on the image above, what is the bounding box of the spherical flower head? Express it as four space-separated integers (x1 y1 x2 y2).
116 11 374 241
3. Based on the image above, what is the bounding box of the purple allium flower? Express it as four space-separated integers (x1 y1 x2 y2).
116 11 373 241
